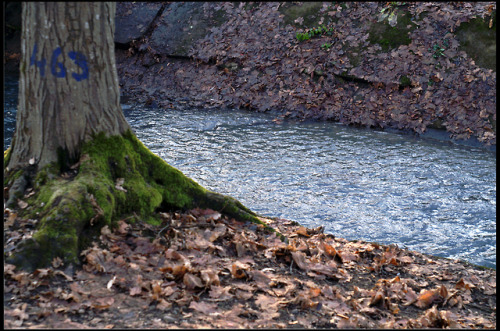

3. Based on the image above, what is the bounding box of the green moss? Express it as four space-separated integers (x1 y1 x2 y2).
345 46 366 68
7 180 95 270
4 168 22 188
399 75 411 87
343 6 416 69
84 130 275 230
242 2 260 11
279 2 326 28
7 130 283 271
455 11 496 71
4 169 24 190
20 61 26 75
428 118 445 130
489 115 496 133
368 8 416 52
212 8 228 26
33 163 58 188
3 148 22 189
4 147 12 169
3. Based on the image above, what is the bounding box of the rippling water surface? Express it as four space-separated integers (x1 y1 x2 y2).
4 79 496 268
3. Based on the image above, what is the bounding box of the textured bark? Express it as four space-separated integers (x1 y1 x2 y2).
8 2 130 170
4 2 281 272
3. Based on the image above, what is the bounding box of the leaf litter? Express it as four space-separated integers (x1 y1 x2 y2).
116 2 496 146
4 207 496 328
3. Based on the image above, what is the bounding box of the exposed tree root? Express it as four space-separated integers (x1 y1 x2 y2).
4 131 282 272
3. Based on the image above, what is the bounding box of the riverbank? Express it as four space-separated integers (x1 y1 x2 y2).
4 2 496 149
113 2 496 148
4 207 496 328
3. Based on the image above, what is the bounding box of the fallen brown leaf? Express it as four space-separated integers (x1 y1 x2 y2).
231 261 250 279
200 268 220 287
92 297 114 309
369 290 386 308
183 273 204 290
414 286 447 309
189 300 219 315
129 286 142 296
455 277 474 290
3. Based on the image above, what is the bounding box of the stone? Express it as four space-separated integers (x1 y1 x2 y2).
149 2 227 57
115 2 164 45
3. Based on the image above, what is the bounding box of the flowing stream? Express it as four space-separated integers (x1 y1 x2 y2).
4 77 496 269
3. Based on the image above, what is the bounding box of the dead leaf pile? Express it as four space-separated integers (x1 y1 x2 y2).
4 208 496 328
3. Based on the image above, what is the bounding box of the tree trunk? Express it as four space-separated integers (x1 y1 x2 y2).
8 2 129 170
4 2 281 272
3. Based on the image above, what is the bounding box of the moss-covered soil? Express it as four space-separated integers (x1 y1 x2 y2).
278 2 329 28
367 5 417 52
4 131 279 272
455 10 496 71
4 212 496 328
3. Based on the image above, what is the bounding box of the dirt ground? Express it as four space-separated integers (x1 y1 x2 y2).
4 207 496 328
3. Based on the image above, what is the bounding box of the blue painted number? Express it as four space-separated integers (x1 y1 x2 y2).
30 44 47 77
50 47 66 78
68 51 89 82
30 44 88 81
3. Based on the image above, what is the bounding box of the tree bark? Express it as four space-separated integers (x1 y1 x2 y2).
4 2 281 272
8 2 130 171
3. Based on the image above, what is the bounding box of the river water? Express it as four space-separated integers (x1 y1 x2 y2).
4 77 496 269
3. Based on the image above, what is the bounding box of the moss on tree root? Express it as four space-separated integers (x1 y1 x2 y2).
5 131 283 271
